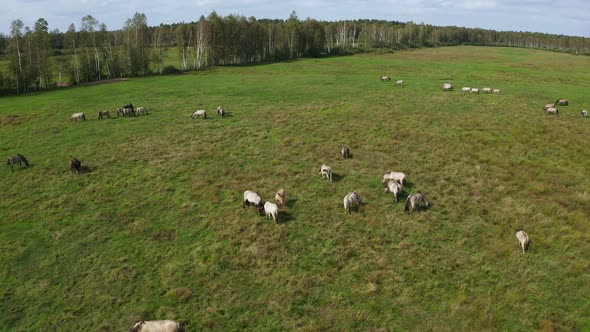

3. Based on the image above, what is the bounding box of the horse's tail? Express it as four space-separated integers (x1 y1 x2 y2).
405 195 411 212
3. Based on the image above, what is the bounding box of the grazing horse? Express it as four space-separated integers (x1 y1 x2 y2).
384 180 402 203
217 106 225 117
516 230 529 254
319 164 333 183
343 191 364 214
581 110 588 118
192 110 207 119
380 76 391 81
442 83 453 91
264 202 279 223
275 188 285 207
7 154 29 172
545 107 559 115
543 104 555 111
492 89 501 94
396 80 405 86
555 99 568 106
70 158 81 174
461 87 471 93
135 107 147 116
405 192 430 212
71 112 86 122
381 171 407 188
243 190 264 214
470 88 480 94
482 87 492 93
130 320 184 332
98 110 110 120
341 146 350 159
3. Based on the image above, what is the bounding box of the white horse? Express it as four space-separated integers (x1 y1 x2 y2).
136 107 148 115
482 87 492 93
319 164 333 183
396 80 405 86
492 89 501 94
515 230 529 254
343 191 364 214
130 320 183 332
71 112 86 122
264 202 279 223
555 98 568 106
442 83 453 91
545 107 559 115
381 171 406 188
543 104 555 110
384 180 402 202
217 106 225 117
461 87 471 93
380 76 391 81
243 190 263 213
581 110 588 118
405 192 430 212
470 88 480 94
192 110 207 119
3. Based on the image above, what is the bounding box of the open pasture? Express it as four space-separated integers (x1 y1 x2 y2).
1 46 589 331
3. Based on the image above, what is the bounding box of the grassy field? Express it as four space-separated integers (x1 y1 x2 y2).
1 46 589 331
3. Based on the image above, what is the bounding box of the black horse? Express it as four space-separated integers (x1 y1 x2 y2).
7 154 29 172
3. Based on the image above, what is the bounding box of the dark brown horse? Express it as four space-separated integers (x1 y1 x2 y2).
7 154 29 172
70 158 81 174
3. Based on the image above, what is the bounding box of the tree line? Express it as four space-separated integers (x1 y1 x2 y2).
1 11 590 95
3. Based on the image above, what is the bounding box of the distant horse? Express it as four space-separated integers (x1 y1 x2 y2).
319 164 333 183
130 320 184 332
243 190 264 214
343 191 364 214
380 76 391 81
192 110 207 119
135 107 147 116
396 80 405 86
405 192 430 212
545 107 559 115
581 110 588 118
217 106 225 117
7 154 29 172
384 180 402 203
70 158 81 174
341 146 350 159
71 112 86 122
442 83 453 91
516 230 529 254
275 188 285 207
98 110 110 120
555 99 568 106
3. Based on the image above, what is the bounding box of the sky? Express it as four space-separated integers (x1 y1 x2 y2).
1 0 589 37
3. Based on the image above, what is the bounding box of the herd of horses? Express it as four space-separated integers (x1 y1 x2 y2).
243 145 431 228
7 75 585 331
70 103 150 122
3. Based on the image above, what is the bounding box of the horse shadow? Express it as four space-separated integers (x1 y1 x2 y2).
79 165 93 174
278 211 294 224
285 198 297 208
331 173 345 182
